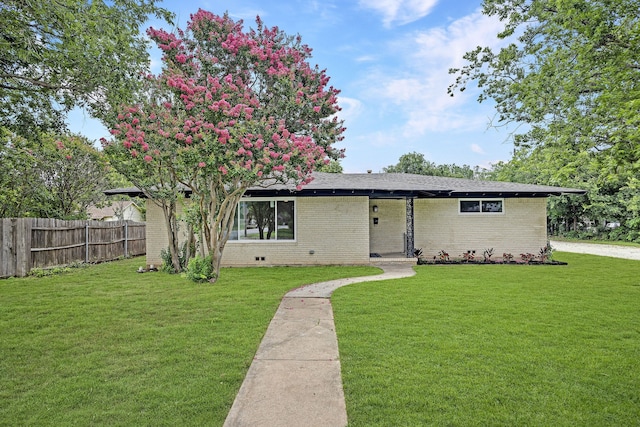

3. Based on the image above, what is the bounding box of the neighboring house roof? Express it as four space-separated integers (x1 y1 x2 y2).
105 172 586 199
87 201 141 221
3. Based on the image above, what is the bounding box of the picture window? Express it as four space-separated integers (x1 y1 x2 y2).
229 198 295 241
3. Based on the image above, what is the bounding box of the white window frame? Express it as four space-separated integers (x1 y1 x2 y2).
228 197 297 243
458 198 505 215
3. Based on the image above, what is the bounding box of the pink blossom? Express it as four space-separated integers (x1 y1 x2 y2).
198 162 206 168
144 155 153 163
131 149 138 158
175 53 187 63
313 106 321 113
219 165 228 175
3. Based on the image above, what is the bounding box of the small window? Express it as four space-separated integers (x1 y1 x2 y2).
460 200 480 213
459 199 503 214
482 200 503 213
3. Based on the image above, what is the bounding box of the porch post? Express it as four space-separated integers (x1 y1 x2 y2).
405 197 415 257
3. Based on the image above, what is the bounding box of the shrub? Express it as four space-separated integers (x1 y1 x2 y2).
185 255 215 283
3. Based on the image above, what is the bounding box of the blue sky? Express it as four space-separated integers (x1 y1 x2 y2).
69 0 518 173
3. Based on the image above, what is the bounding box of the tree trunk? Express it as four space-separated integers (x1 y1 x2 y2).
160 200 182 273
206 185 246 283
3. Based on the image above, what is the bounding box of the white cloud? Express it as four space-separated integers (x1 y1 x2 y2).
337 96 364 123
358 0 438 27
355 55 377 62
362 10 508 137
471 143 485 154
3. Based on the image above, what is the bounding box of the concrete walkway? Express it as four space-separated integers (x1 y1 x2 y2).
551 240 640 260
223 263 416 427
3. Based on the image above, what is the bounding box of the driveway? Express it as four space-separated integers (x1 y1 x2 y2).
550 240 640 261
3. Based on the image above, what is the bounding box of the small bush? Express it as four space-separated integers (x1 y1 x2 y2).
185 255 215 283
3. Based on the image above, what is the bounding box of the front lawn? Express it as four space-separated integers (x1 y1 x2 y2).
0 258 378 426
333 253 640 426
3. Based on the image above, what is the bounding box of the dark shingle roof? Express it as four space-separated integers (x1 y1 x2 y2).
106 172 586 198
246 172 586 198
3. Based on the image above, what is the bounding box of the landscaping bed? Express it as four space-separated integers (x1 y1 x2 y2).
416 246 566 265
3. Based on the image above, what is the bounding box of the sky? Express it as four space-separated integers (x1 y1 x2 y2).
68 0 518 173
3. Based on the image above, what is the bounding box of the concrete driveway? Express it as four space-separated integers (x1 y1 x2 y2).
550 240 640 261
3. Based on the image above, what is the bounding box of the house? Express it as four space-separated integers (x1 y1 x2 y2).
87 201 144 222
107 172 585 267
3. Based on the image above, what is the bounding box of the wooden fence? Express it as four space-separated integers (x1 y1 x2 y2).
0 218 145 278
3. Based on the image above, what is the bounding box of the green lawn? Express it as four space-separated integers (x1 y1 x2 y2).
0 258 378 426
333 252 640 426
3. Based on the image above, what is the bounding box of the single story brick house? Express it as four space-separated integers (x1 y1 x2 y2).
107 172 585 266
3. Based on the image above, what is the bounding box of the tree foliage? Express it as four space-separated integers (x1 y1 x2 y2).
487 144 640 242
0 0 173 140
449 0 640 174
384 152 478 179
105 10 345 281
0 129 110 219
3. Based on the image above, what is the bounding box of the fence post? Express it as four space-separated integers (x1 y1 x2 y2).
85 223 89 263
124 222 129 258
14 218 32 277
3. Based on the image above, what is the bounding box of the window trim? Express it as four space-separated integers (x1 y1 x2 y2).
228 197 297 243
458 198 505 215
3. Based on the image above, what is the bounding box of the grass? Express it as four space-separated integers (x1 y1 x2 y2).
0 258 378 426
333 252 640 426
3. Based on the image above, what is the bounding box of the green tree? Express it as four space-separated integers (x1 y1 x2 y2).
318 159 344 173
0 130 110 218
449 0 640 175
384 151 477 179
488 144 639 242
0 0 173 140
0 128 42 217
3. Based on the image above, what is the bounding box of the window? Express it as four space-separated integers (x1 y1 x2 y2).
459 199 503 214
229 199 295 241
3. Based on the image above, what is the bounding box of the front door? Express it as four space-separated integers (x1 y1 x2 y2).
369 199 406 256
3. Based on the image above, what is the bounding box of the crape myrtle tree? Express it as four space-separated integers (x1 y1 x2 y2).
0 0 173 141
449 0 640 176
103 84 189 273
107 10 345 281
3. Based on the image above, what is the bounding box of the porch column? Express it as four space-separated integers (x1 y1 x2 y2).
405 197 415 257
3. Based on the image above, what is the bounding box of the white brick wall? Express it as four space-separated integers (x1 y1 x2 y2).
222 196 371 266
145 195 548 266
414 198 548 259
145 201 188 267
